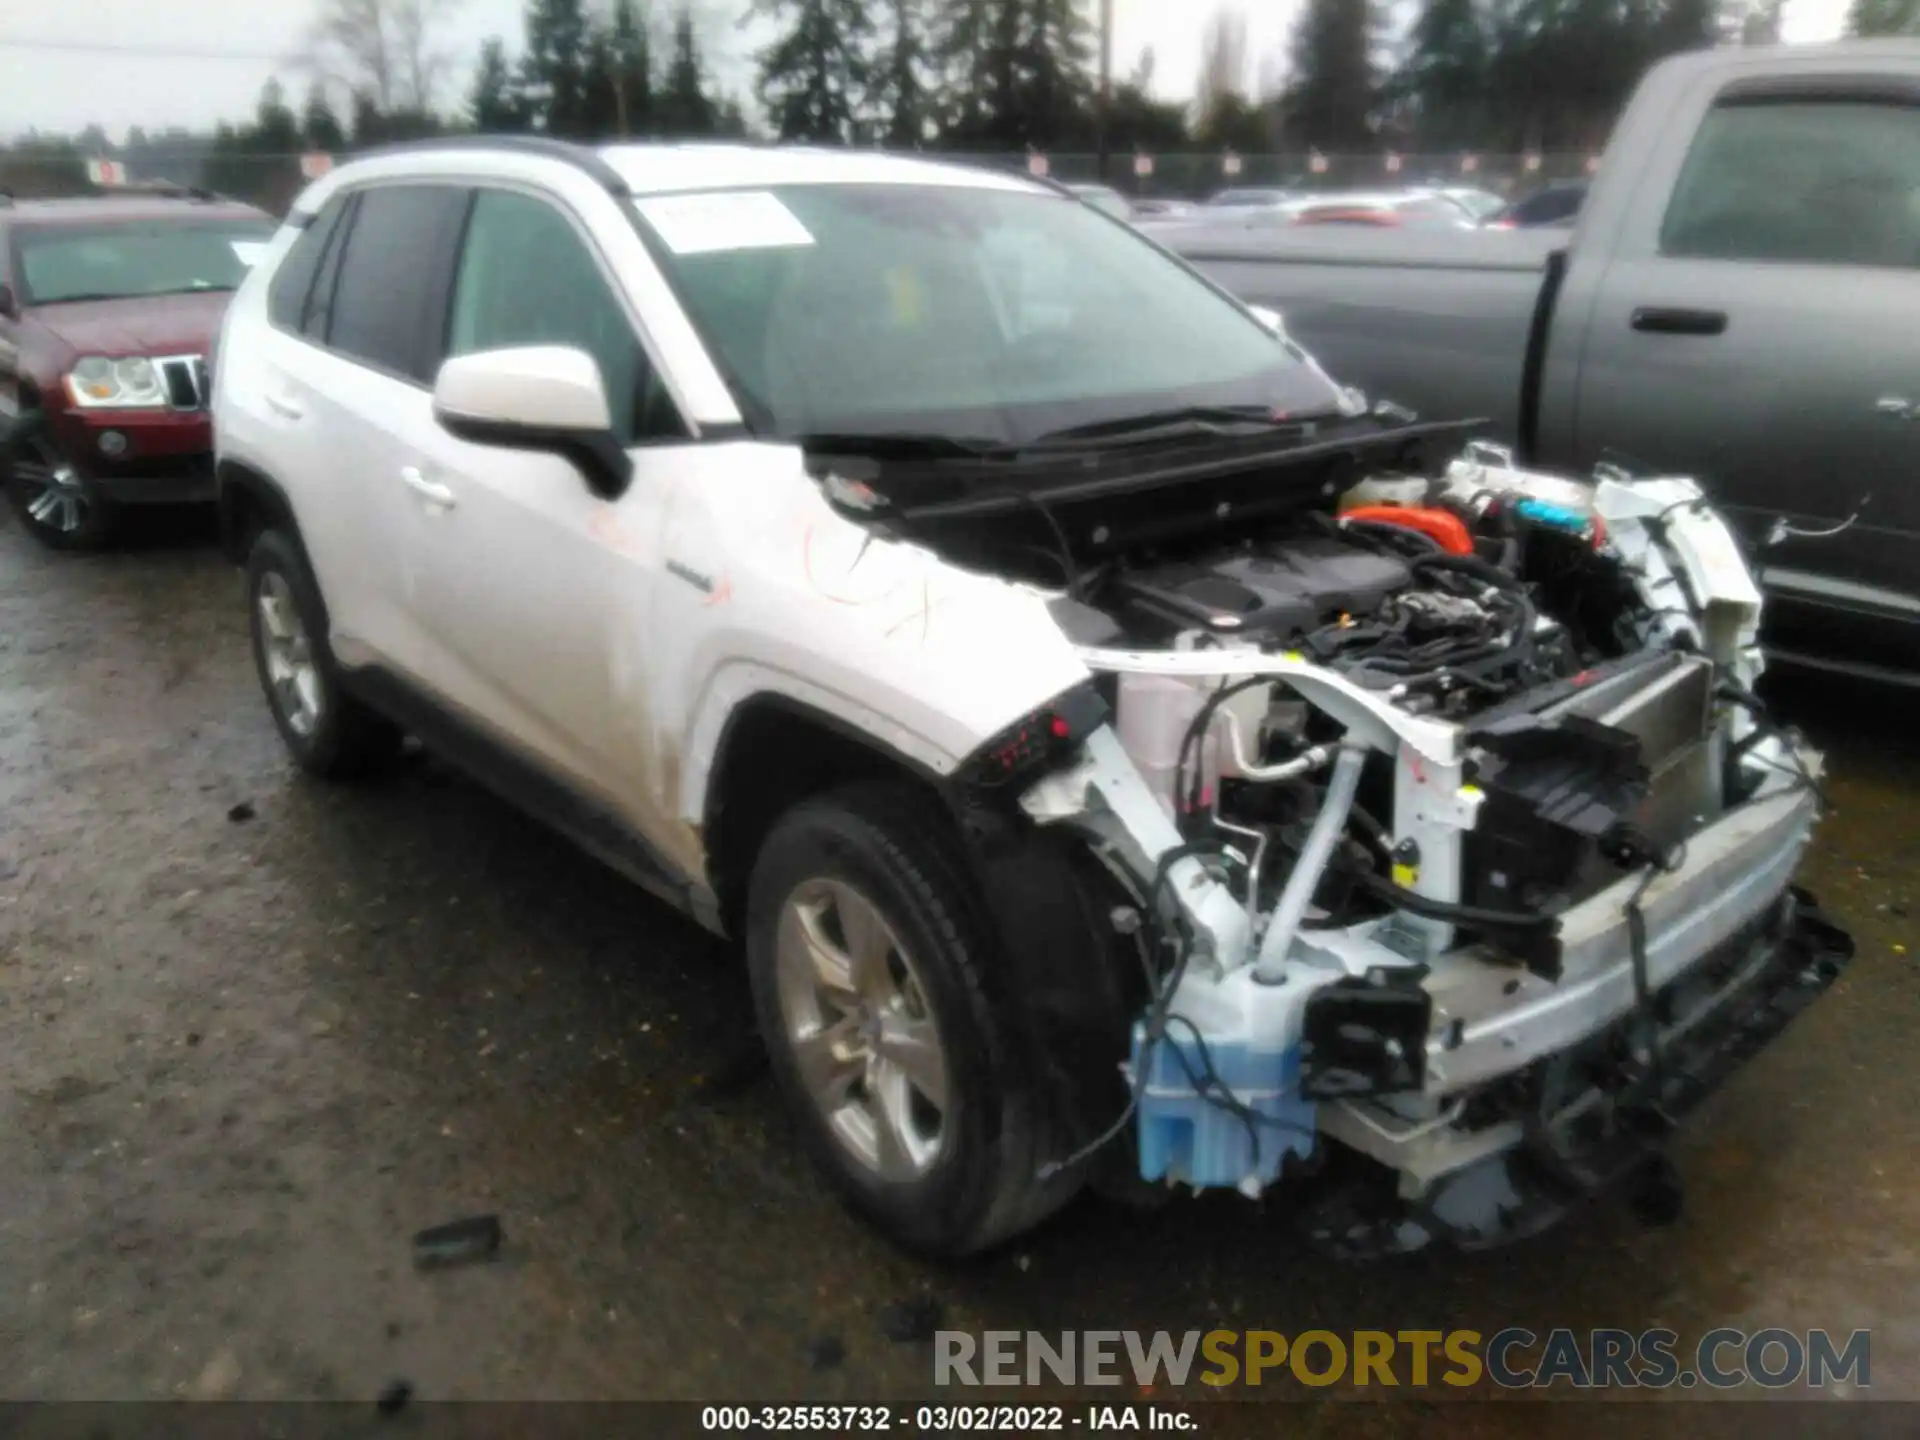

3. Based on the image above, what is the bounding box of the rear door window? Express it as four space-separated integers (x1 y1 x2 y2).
1661 98 1920 267
326 184 470 382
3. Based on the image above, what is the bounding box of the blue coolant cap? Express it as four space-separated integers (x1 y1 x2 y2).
1514 497 1591 534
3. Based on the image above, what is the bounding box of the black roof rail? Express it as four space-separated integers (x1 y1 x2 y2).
355 134 631 198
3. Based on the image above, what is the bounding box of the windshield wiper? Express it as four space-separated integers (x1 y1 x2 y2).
798 408 1344 467
797 431 1019 462
1025 404 1324 450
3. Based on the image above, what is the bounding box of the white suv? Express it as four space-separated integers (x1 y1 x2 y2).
215 138 1849 1257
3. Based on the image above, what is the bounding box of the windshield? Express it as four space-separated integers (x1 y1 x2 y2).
1071 187 1133 220
633 183 1342 445
16 220 275 304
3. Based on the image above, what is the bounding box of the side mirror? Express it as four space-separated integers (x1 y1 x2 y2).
0 283 17 320
432 345 632 499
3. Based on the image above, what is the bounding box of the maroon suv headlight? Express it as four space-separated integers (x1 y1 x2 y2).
66 356 169 409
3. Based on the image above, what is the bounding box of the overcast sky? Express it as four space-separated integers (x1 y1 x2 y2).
0 0 1851 143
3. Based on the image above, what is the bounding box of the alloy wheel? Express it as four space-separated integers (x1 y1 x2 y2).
774 877 952 1182
14 436 90 536
255 570 324 738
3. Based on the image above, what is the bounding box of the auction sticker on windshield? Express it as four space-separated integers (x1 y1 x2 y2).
636 191 815 255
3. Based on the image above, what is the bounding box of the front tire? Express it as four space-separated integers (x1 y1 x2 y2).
246 528 401 778
4 426 115 550
746 783 1077 1256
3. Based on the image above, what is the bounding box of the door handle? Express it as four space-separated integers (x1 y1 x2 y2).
1631 307 1728 336
263 391 305 420
399 465 456 508
1874 395 1915 421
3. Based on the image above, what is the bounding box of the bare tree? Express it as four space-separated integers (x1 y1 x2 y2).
305 0 465 114
393 0 464 112
1196 5 1250 131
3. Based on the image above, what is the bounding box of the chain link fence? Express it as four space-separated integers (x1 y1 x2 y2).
1 146 1602 217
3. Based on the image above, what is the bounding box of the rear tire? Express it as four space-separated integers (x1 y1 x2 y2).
4 426 116 550
746 782 1079 1257
246 528 401 779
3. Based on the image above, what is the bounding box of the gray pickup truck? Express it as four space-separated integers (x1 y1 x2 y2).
1156 41 1920 681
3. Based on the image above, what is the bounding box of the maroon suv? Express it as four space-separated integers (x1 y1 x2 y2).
0 188 276 548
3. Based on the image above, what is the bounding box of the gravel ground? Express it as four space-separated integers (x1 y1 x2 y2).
0 506 1914 1421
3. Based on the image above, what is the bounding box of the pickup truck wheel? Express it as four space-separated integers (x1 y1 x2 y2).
747 783 1077 1256
246 529 401 778
4 429 116 550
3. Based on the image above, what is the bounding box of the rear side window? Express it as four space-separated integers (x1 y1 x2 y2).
302 194 355 339
267 196 346 331
327 185 469 382
1661 99 1920 267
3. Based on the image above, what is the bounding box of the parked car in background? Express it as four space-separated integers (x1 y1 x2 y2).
1127 196 1196 221
0 186 274 547
214 136 1847 1259
1163 41 1920 680
1290 191 1477 229
1484 179 1588 229
1065 182 1133 221
1431 185 1509 223
1202 186 1297 211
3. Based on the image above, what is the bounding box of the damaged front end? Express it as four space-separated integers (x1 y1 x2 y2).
998 445 1854 1250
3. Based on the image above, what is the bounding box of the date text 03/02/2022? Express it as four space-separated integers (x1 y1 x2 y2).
698 1405 1197 1432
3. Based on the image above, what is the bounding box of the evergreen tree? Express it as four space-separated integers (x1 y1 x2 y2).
469 36 525 131
1106 50 1193 152
349 90 384 146
609 0 653 135
253 79 303 154
1019 0 1094 146
301 82 348 151
1285 0 1379 151
523 0 593 137
873 0 931 147
930 0 1006 141
1850 0 1920 31
659 9 719 136
715 96 753 136
754 0 875 143
1655 0 1721 47
582 22 621 135
1739 0 1785 41
1394 0 1488 149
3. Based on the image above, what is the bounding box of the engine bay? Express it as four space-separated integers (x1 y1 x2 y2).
1053 507 1609 718
814 426 1834 1244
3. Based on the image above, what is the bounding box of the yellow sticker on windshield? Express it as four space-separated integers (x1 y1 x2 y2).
885 266 926 327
